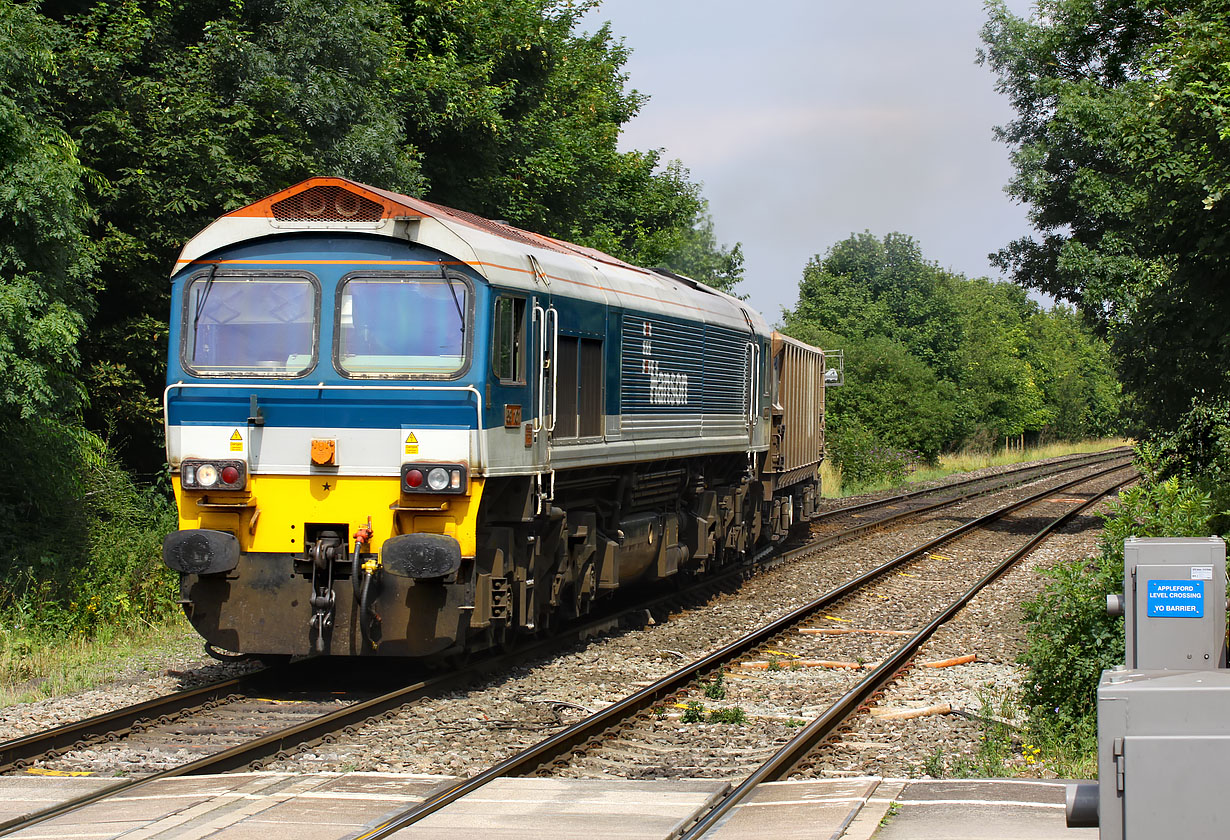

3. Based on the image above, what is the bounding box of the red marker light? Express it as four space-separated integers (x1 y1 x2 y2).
221 466 240 485
406 469 424 488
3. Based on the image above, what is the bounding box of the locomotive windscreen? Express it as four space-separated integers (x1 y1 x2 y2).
336 275 469 376
183 274 316 376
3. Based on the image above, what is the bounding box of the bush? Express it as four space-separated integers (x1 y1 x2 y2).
1020 476 1215 727
828 423 918 489
1137 398 1230 534
0 419 178 639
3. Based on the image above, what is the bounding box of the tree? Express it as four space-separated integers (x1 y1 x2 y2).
980 0 1230 435
397 1 735 277
660 206 744 294
952 278 1050 441
0 0 93 422
786 232 964 381
783 231 1121 459
1026 305 1122 440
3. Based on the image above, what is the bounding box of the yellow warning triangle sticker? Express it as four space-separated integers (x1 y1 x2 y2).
230 429 242 441
405 432 418 444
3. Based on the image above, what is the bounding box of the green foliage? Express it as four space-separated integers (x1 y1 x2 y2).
827 422 917 489
0 419 178 638
707 706 746 724
658 207 745 295
701 671 726 700
680 701 705 723
981 0 1230 437
921 747 947 778
782 231 1121 470
0 0 94 422
1020 476 1214 727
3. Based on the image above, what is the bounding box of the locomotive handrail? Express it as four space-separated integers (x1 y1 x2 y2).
163 381 487 468
530 302 558 435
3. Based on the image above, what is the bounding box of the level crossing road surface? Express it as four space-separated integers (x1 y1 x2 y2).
0 773 1099 839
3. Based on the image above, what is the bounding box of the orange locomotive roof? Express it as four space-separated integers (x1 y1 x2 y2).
226 176 644 274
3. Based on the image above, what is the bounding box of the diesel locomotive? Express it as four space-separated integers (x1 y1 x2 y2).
161 177 839 659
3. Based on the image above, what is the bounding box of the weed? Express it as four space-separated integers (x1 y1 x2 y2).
707 706 747 724
879 802 900 826
702 672 726 700
681 701 706 723
921 747 946 778
652 705 668 720
785 718 807 728
824 438 1126 498
0 618 201 707
969 683 1016 775
767 657 783 672
1023 714 1098 779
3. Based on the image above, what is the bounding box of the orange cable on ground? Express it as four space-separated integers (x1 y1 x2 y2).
919 654 976 668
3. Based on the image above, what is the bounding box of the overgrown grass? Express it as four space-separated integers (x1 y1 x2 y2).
822 438 1127 498
0 616 199 707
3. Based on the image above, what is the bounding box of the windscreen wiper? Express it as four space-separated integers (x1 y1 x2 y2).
441 267 464 336
192 264 220 355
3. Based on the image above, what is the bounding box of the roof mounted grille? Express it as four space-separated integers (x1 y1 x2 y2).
271 186 383 223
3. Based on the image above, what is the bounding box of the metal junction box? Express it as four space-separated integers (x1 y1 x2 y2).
1097 669 1230 839
1123 537 1226 669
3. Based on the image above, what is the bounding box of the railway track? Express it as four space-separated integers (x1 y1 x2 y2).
343 456 1134 839
804 446 1124 540
0 449 1130 837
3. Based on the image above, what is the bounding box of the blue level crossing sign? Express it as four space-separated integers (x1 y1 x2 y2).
1146 579 1204 618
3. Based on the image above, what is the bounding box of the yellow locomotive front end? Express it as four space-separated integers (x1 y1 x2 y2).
169 449 487 657
162 180 493 658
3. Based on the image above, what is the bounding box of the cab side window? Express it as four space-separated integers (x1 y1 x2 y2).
493 296 526 383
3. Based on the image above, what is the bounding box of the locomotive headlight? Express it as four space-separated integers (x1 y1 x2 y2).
196 464 219 487
426 467 450 491
180 459 247 490
401 463 467 494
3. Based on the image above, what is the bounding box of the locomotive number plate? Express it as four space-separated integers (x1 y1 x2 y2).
504 404 522 428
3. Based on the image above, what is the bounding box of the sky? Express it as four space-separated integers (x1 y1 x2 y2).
576 0 1039 324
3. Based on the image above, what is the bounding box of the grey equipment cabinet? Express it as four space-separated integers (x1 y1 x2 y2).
1097 668 1230 840
1120 537 1227 670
